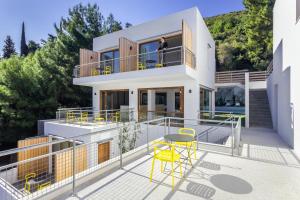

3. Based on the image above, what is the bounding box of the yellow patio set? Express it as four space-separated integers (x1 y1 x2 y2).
66 111 120 124
90 61 164 76
150 127 197 190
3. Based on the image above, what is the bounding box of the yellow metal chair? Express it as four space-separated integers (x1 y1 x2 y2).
150 141 182 190
38 181 51 191
155 63 163 68
94 113 105 124
91 68 100 76
112 111 120 122
79 112 88 123
66 112 76 123
24 173 36 193
176 128 197 160
138 62 146 70
102 66 112 75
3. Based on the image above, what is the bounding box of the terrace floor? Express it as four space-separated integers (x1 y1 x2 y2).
52 128 300 200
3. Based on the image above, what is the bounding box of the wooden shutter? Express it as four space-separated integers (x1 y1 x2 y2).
98 142 110 164
182 20 193 67
54 145 87 182
119 37 137 72
80 48 99 77
17 137 49 180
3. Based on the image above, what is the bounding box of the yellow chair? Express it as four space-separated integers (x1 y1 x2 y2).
150 141 182 190
91 68 100 76
66 112 76 123
112 111 120 122
94 113 105 124
79 112 88 123
176 128 197 160
155 63 163 68
24 173 36 193
138 62 146 70
102 66 112 75
38 181 51 191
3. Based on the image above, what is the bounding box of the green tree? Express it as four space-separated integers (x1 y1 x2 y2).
28 40 40 54
2 36 16 58
105 13 122 33
20 22 29 56
243 0 275 70
0 3 125 149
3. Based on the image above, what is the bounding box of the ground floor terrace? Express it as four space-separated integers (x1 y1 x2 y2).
47 128 300 200
1 115 299 200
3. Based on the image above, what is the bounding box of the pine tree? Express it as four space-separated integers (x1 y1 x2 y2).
2 35 16 58
28 40 40 54
20 22 28 56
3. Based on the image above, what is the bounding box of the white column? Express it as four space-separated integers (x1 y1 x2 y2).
184 82 200 124
93 87 100 111
148 90 156 120
129 88 138 121
48 135 52 174
167 89 175 113
245 72 250 128
212 90 216 116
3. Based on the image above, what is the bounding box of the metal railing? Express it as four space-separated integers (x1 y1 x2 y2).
73 46 196 78
56 107 135 124
216 69 271 84
0 116 241 199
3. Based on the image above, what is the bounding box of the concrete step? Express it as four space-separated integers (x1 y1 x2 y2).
249 90 273 128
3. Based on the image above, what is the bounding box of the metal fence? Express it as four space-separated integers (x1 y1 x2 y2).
56 107 135 124
0 116 241 200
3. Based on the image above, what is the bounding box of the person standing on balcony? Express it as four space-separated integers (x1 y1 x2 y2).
158 37 168 67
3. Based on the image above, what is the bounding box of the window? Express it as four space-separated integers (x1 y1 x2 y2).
297 0 300 22
100 49 120 73
139 41 159 69
155 93 167 105
138 35 182 68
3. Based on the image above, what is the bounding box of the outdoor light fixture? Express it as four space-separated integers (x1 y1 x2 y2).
189 89 192 93
94 93 97 95
131 91 134 94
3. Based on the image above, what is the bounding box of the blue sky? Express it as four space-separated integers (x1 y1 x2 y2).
0 0 244 53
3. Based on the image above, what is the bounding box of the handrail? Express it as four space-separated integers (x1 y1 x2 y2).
75 46 184 68
73 46 196 78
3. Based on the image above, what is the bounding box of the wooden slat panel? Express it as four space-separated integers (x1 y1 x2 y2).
98 142 110 164
80 48 99 77
182 20 193 68
54 145 87 182
179 87 184 113
119 37 137 72
17 137 49 180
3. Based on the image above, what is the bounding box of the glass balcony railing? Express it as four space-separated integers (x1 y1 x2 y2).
73 46 195 78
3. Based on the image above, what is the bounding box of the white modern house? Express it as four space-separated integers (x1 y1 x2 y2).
2 3 300 200
268 0 300 157
73 7 215 122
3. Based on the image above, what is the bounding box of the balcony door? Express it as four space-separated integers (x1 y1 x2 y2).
100 90 129 110
100 49 120 73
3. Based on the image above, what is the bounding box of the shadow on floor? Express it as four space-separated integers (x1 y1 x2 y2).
198 161 221 171
186 181 216 199
210 174 252 194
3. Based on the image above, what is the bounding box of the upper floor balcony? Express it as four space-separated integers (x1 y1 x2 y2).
73 46 195 79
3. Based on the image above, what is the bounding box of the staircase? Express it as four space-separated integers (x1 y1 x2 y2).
249 90 273 128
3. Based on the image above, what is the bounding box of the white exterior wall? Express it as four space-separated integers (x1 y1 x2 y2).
269 0 300 156
74 7 216 123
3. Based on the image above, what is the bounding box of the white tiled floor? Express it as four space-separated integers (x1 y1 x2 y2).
63 128 300 200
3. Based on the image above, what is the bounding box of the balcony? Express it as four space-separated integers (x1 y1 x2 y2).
73 46 195 79
1 116 299 200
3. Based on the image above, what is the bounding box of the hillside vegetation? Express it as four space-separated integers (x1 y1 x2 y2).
205 0 275 71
